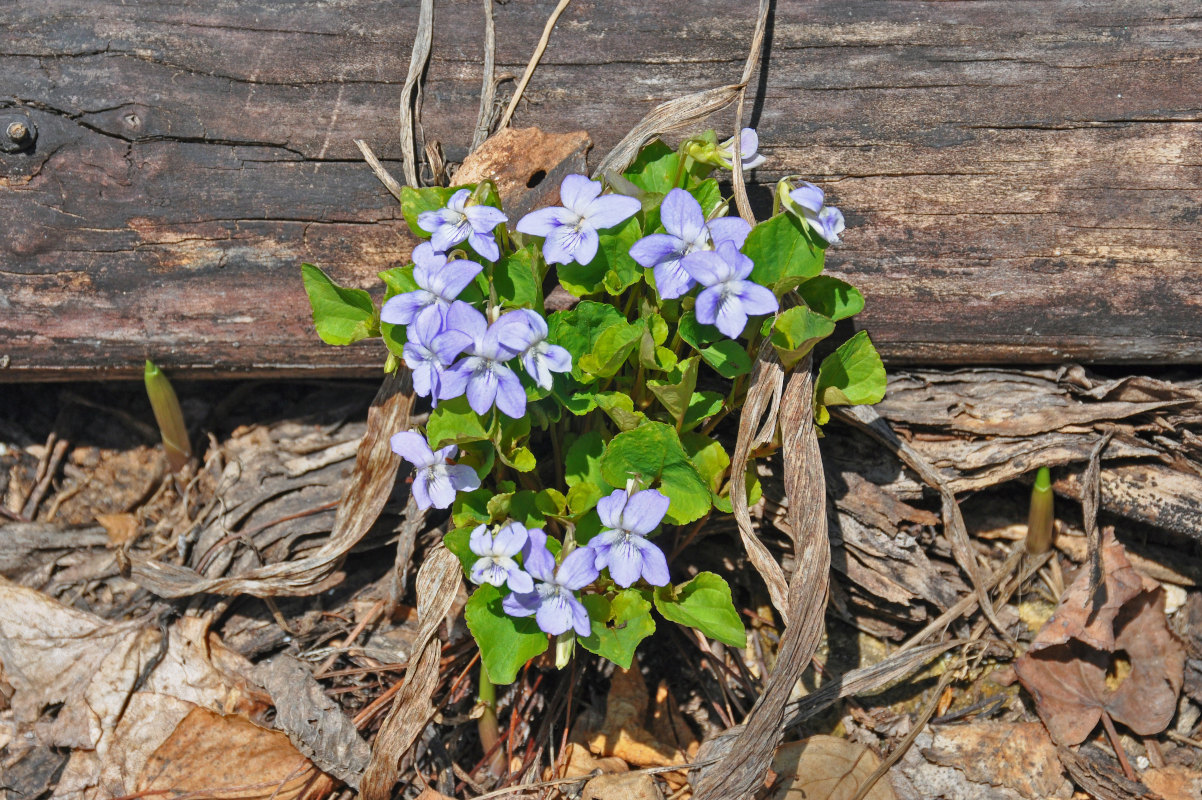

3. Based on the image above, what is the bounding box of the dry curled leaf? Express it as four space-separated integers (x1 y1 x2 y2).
360 546 461 800
1015 531 1185 745
768 736 896 800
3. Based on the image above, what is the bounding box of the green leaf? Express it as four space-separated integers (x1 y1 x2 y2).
579 590 656 669
495 245 543 311
399 186 461 238
653 572 745 648
443 526 477 576
548 302 627 383
565 431 607 488
681 391 724 431
600 422 711 525
465 584 548 684
578 318 644 378
647 357 699 427
452 487 493 528
301 264 379 346
690 178 724 217
593 392 647 432
771 306 836 369
814 330 887 425
743 213 824 288
487 490 548 528
622 140 679 194
678 312 752 378
681 433 729 495
798 275 865 321
496 414 535 472
426 396 489 448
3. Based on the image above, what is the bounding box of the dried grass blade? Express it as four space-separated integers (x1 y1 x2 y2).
354 139 404 201
132 370 416 597
731 0 771 223
592 84 743 179
497 0 572 131
832 405 1009 641
1083 429 1115 598
399 0 435 187
470 0 498 152
729 341 788 618
694 365 829 800
361 545 461 800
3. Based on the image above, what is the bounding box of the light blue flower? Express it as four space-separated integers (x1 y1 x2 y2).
590 489 670 588
682 241 779 339
389 430 480 510
417 189 508 261
516 175 641 266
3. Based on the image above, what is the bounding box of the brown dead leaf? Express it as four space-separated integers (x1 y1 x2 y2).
921 723 1072 800
1015 532 1185 745
136 707 317 800
1140 766 1202 800
96 512 139 546
768 736 896 800
588 666 686 771
415 789 456 800
0 580 266 800
560 742 629 780
582 772 664 800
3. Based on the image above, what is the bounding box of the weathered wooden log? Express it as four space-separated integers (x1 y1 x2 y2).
1 0 1199 378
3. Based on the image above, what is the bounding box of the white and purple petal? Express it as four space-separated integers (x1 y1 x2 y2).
621 489 670 536
660 189 707 245
389 431 436 468
582 194 641 231
515 206 576 239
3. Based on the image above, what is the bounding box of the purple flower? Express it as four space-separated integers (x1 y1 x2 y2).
787 181 845 245
417 189 508 261
401 301 474 400
717 128 766 170
521 526 557 578
682 240 779 339
788 181 825 216
492 309 572 390
502 546 599 637
630 188 751 300
469 522 534 593
381 243 482 326
590 489 671 588
515 175 641 266
813 206 845 245
389 430 481 510
440 307 528 418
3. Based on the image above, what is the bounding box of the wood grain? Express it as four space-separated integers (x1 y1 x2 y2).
1 0 1199 378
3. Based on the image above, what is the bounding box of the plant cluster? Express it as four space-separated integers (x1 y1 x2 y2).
302 129 885 684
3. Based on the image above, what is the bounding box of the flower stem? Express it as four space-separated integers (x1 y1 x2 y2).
476 665 503 767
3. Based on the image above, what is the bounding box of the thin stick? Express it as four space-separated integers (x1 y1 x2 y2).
470 0 498 151
314 598 385 677
498 0 572 130
354 139 404 201
731 0 771 224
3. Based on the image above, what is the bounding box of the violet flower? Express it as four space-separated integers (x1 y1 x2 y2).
417 189 508 261
521 526 557 578
590 489 671 588
515 175 641 266
717 128 766 170
787 181 845 245
469 521 534 593
502 546 598 637
439 306 528 418
389 430 481 510
681 241 779 339
401 301 474 400
630 188 751 299
380 243 482 326
493 308 572 390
